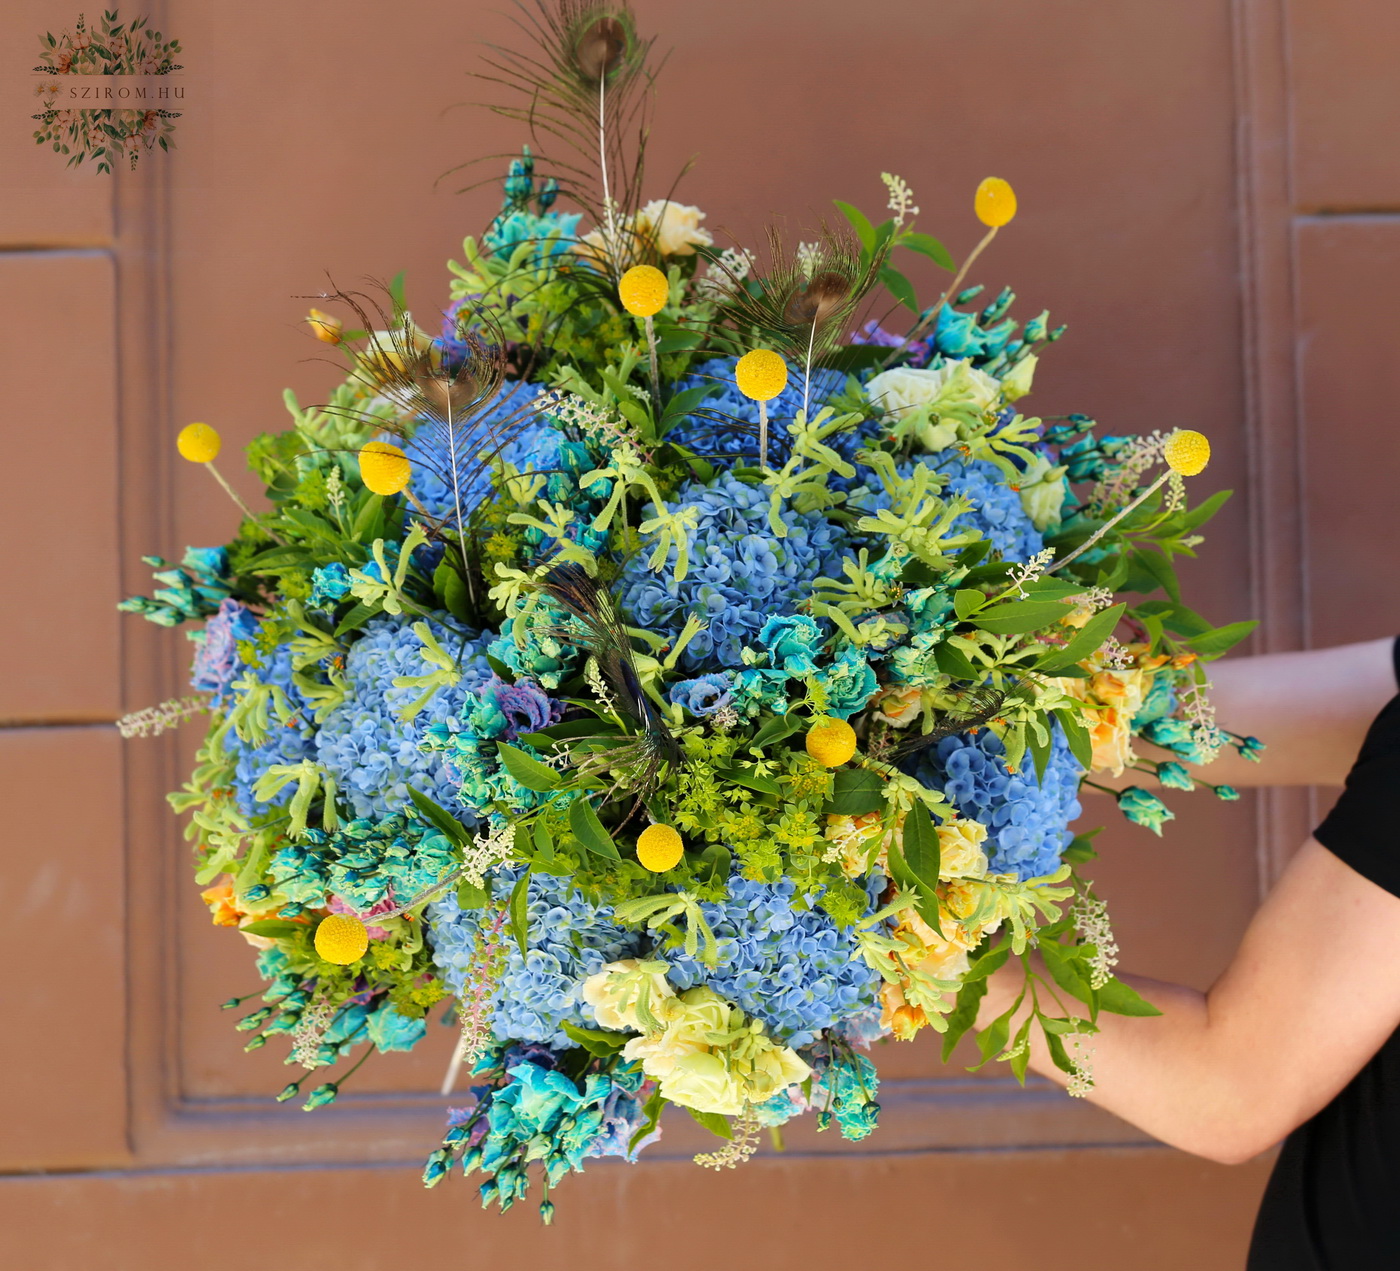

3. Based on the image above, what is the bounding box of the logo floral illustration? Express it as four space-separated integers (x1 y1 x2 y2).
32 9 182 173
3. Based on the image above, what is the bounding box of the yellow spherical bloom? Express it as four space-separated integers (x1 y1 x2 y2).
358 440 412 495
1163 429 1211 476
806 718 858 768
975 177 1018 228
177 422 222 464
636 823 684 872
617 264 669 317
306 307 342 344
315 914 369 965
734 348 789 402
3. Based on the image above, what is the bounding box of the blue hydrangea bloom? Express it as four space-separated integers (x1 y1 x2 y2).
617 471 852 671
665 874 882 1047
848 454 1044 563
403 381 546 521
314 616 496 820
224 642 317 817
428 870 646 1049
915 726 1082 880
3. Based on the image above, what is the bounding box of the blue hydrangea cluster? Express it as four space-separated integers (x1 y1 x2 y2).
314 616 496 820
915 726 1083 880
849 454 1044 563
666 356 854 461
617 471 852 670
428 870 646 1049
403 381 545 521
223 641 318 817
665 874 882 1048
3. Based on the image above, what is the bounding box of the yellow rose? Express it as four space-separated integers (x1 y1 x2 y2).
936 817 990 880
581 958 676 1032
743 1036 813 1103
825 812 883 878
1056 667 1150 776
635 199 713 257
662 1050 746 1116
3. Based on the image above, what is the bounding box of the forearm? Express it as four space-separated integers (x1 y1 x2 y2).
1188 637 1394 786
978 962 1258 1160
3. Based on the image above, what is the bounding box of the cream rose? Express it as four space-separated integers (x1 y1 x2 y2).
866 360 1003 452
936 817 990 880
635 199 713 256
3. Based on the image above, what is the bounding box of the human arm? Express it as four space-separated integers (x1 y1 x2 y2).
1108 636 1395 790
976 836 1400 1164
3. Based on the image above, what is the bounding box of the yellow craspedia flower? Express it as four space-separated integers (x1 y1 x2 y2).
1163 429 1211 477
358 440 412 496
177 422 221 464
306 307 342 344
315 914 369 965
806 718 858 768
734 348 789 402
618 264 669 317
636 823 684 872
975 177 1018 228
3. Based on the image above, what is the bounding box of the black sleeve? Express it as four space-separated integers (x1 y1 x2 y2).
1313 636 1400 898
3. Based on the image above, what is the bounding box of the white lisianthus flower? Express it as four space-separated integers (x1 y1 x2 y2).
866 361 1003 452
1016 452 1070 530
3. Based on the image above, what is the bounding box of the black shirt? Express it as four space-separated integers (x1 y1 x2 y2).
1248 646 1400 1269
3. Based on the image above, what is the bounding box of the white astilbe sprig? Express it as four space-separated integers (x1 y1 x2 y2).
117 695 210 738
1098 636 1133 670
795 240 822 281
1181 682 1226 764
538 388 642 463
1069 586 1116 613
1066 1029 1096 1098
695 247 756 301
1070 892 1120 990
1088 430 1166 516
461 821 516 890
694 1106 762 1170
881 171 920 225
292 998 335 1070
1007 546 1056 598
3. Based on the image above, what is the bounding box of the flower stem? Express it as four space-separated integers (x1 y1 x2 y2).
883 224 999 367
1046 471 1169 576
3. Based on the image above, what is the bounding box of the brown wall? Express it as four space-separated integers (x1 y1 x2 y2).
4 0 1395 1265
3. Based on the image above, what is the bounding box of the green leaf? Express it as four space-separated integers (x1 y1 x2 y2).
686 1106 733 1140
1173 487 1232 533
699 843 731 888
1009 1018 1033 1084
933 640 978 680
961 940 1011 983
970 599 1074 636
433 559 471 622
629 1087 664 1153
388 269 407 313
879 265 919 313
833 199 875 250
1054 706 1093 770
407 788 472 846
825 767 884 815
718 764 782 797
749 712 803 752
560 1022 628 1056
1038 938 1093 1005
495 742 562 793
1044 1029 1077 1076
1036 603 1127 674
953 588 986 620
350 493 386 541
1186 620 1258 660
333 602 378 637
941 976 989 1061
455 878 488 909
238 919 303 939
569 797 620 859
1095 976 1163 1017
1061 828 1102 865
901 801 941 889
1131 548 1182 603
523 717 616 744
508 872 530 956
1027 723 1052 782
899 231 955 270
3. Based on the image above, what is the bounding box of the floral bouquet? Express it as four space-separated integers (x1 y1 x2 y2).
119 1 1260 1220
